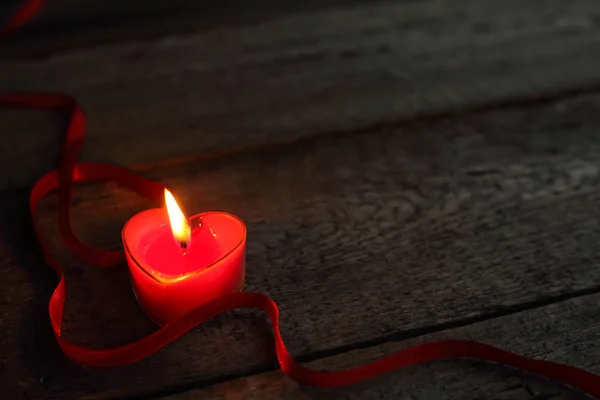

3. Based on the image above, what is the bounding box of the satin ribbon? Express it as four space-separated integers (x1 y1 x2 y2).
3 1 600 397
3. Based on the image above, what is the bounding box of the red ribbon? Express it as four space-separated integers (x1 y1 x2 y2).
3 1 600 397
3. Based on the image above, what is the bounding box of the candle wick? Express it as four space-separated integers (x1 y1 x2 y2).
176 216 202 255
180 223 191 254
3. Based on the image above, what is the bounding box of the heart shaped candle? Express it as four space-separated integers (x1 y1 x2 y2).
122 189 246 326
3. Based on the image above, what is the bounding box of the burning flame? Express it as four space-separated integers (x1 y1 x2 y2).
165 189 191 248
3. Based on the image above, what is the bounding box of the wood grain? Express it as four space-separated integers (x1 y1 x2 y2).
1 0 373 51
3 91 600 398
4 0 600 190
161 293 600 400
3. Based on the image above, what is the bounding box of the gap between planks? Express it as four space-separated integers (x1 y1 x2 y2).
91 285 600 400
156 292 600 400
3 90 600 399
3 0 600 190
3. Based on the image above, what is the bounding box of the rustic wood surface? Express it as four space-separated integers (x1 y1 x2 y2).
1 0 372 49
4 0 600 190
3 1 600 399
3 90 600 399
161 293 600 400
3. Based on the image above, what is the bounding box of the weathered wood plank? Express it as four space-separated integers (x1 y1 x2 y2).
1 0 372 51
161 293 600 400
3 0 600 190
3 92 600 399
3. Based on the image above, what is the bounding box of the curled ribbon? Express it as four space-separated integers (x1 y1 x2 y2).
3 1 600 397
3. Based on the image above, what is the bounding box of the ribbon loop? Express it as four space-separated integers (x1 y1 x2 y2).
3 1 600 397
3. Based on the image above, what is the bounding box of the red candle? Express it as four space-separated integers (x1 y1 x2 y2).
122 189 246 326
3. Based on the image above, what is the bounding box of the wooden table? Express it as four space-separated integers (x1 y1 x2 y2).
2 1 600 398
